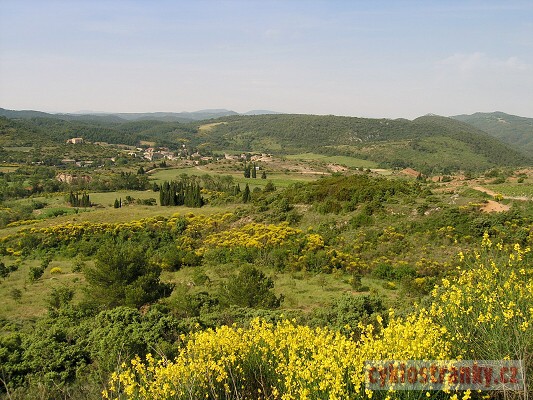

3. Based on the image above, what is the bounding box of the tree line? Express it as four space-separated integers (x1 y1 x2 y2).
158 180 204 207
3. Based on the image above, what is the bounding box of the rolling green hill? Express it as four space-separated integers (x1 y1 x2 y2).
0 116 58 146
452 111 533 158
1 110 531 173
200 114 532 173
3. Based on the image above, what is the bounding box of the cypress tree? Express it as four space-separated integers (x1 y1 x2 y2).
70 192 80 207
242 184 251 203
81 193 90 207
252 163 257 178
176 182 184 206
195 184 204 207
162 181 171 206
169 182 176 206
159 184 165 206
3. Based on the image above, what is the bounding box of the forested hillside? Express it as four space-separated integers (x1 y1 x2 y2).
202 114 532 172
452 111 533 158
1 111 532 173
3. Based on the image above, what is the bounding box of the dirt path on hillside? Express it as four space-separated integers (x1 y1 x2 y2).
472 186 498 197
472 186 531 201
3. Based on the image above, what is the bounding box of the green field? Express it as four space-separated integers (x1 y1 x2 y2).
89 190 159 207
164 266 397 315
285 153 378 168
198 122 227 133
150 166 320 188
3 146 33 152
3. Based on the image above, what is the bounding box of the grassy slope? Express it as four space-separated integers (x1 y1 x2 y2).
0 258 87 321
285 153 378 168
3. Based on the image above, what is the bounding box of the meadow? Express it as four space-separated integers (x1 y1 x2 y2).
285 153 378 168
150 164 323 188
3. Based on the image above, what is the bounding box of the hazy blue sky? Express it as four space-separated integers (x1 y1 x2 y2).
1 0 532 118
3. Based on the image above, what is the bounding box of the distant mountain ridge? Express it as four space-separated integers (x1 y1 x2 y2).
0 107 281 123
451 112 533 158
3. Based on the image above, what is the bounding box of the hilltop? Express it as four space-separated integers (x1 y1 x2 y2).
452 111 533 158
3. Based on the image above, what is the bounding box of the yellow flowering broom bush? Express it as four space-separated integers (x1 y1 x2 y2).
426 233 532 394
104 314 451 400
201 222 303 251
0 213 236 254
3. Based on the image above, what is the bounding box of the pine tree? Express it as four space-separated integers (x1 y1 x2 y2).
114 199 120 208
261 170 267 179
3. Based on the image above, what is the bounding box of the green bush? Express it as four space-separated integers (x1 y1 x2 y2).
47 286 74 311
28 266 45 282
309 294 387 335
84 241 173 309
0 261 18 279
372 263 416 281
9 288 22 301
221 265 283 309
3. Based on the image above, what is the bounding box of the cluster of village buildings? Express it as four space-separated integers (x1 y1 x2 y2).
65 137 273 165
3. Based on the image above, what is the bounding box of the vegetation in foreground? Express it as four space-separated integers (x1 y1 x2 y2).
0 167 531 399
105 240 531 399
1 112 532 399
